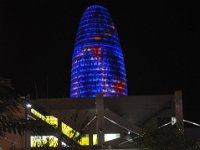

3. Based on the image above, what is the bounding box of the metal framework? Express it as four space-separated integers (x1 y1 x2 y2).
70 5 128 98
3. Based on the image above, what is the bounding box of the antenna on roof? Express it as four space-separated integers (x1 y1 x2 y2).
46 75 48 99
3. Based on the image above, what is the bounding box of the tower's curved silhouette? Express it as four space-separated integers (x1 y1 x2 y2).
70 5 128 98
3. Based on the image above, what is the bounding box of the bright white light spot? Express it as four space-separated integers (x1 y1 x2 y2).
171 116 176 125
104 133 120 142
62 141 69 147
26 103 32 108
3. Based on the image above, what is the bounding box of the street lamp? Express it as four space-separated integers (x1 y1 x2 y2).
24 94 31 150
26 103 32 108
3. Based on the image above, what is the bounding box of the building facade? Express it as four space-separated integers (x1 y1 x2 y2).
70 5 128 98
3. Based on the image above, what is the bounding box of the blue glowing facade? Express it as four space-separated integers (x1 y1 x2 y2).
70 5 128 98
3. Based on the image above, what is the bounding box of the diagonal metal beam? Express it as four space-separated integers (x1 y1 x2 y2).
104 109 142 135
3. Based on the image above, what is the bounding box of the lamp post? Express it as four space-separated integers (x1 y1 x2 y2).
96 93 104 147
24 94 31 150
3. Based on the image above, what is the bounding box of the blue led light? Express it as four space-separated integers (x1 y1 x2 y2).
70 5 128 98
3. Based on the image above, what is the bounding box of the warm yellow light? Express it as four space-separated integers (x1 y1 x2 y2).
31 109 58 128
94 36 101 40
93 134 97 145
62 123 89 145
30 136 58 147
45 116 58 128
78 134 89 146
31 108 46 121
31 108 90 146
92 133 120 145
104 32 111 36
62 122 80 139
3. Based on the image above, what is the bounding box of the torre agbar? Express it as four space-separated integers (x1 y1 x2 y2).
70 5 128 98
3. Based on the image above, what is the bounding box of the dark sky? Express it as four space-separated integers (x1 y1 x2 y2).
0 0 199 123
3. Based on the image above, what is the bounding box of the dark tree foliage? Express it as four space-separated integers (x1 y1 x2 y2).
0 77 56 136
134 125 199 150
0 77 22 135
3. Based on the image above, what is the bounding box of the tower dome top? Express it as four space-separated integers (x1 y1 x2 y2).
86 5 107 10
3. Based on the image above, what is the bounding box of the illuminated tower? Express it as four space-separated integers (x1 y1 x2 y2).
70 5 128 98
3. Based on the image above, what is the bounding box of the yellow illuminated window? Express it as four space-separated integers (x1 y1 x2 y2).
78 134 89 146
31 109 46 121
31 108 90 146
92 133 120 145
104 133 120 141
45 116 58 128
93 134 97 145
62 123 89 146
31 109 58 128
30 136 58 147
62 122 80 139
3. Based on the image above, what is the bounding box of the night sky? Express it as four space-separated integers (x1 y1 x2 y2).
0 0 199 123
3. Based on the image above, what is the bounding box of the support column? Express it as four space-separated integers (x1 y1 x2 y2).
95 93 104 146
89 134 93 146
174 90 184 133
57 119 62 148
